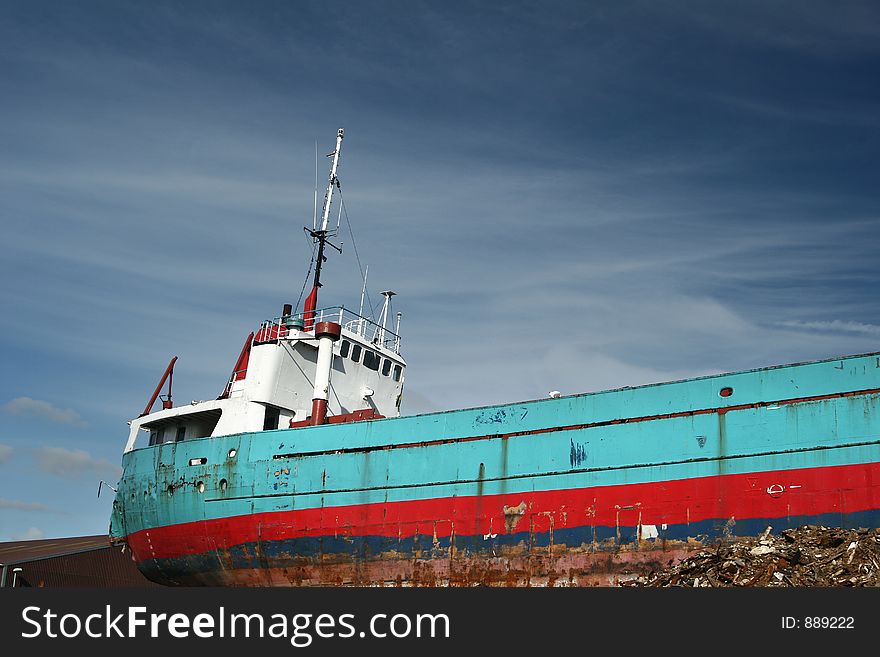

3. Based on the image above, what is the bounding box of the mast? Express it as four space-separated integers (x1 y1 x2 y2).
303 128 344 330
377 290 396 346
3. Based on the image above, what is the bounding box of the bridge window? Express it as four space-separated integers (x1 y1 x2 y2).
393 365 402 382
351 344 362 363
382 359 392 376
175 426 186 442
340 339 350 358
149 428 165 446
363 350 380 371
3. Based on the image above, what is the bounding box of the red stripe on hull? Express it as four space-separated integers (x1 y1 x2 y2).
126 461 880 562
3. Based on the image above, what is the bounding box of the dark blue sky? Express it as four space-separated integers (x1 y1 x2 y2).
1 1 879 539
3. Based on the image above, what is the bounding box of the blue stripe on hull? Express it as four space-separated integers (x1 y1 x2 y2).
137 508 880 585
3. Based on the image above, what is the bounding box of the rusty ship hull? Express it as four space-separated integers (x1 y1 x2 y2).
110 351 880 586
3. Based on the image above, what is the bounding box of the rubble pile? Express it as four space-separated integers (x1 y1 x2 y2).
627 525 880 587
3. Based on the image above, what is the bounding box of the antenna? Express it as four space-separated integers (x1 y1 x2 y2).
358 265 369 335
312 139 318 231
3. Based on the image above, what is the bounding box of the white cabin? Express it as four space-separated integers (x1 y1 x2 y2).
124 306 405 453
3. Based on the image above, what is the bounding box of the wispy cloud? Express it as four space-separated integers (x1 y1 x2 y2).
0 444 13 463
1 398 86 427
776 320 880 336
32 447 120 480
676 1 880 55
714 95 880 128
10 527 45 541
0 498 51 512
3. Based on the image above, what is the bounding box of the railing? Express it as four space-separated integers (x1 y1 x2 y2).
254 306 402 354
219 367 248 399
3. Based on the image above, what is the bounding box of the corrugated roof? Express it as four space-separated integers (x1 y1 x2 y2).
0 535 110 565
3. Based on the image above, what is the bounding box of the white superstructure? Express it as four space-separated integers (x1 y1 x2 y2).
124 306 405 453
124 128 406 453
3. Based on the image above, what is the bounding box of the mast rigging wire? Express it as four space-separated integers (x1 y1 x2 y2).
338 191 377 321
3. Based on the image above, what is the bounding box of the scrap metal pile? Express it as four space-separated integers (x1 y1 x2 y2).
626 525 880 587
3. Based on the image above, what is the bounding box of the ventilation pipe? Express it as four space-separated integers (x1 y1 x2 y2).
310 321 341 425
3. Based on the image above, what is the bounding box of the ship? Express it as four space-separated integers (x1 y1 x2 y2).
108 129 880 586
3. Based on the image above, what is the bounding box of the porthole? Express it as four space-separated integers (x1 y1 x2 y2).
197 481 205 494
167 485 174 497
720 387 733 398
228 448 237 459
219 478 228 492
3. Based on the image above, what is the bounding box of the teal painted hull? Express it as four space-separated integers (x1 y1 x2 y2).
110 352 880 585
